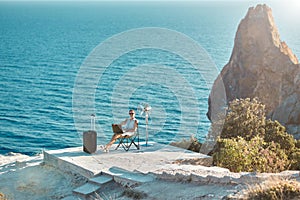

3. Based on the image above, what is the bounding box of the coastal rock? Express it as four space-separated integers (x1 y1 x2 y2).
207 4 300 138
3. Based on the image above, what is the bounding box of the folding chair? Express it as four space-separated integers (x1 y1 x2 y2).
114 123 140 151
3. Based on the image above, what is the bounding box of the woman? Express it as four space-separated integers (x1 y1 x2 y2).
102 109 138 152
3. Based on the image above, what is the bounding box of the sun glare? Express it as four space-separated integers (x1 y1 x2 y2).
277 0 300 17
289 0 300 9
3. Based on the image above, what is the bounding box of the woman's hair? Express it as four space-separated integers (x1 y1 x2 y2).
129 109 135 113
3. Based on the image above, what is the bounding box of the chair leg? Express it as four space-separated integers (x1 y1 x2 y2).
132 134 139 150
115 138 124 150
122 138 129 151
115 133 140 151
127 134 139 150
116 138 130 151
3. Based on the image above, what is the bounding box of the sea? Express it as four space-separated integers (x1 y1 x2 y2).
1 1 299 155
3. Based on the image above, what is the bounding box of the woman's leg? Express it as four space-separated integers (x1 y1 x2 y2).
105 133 122 150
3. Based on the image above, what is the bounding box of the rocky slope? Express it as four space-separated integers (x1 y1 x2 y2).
207 4 300 138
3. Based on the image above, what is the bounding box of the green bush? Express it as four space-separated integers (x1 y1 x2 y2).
211 97 299 172
291 140 300 170
220 98 266 140
264 120 295 153
213 136 288 173
295 139 300 148
290 149 300 170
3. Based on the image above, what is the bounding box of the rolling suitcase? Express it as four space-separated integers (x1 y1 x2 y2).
83 130 97 154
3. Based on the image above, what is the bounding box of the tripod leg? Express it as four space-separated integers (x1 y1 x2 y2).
146 114 149 146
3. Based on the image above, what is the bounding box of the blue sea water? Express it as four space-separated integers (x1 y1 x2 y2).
0 1 299 155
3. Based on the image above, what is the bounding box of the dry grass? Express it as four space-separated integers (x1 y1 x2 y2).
0 192 8 200
243 178 300 200
122 188 147 200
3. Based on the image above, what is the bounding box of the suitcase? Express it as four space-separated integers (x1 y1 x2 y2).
83 130 97 153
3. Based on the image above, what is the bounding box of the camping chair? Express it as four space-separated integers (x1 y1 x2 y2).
113 123 140 151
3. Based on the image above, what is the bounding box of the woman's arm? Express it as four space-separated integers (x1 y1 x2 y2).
119 119 127 126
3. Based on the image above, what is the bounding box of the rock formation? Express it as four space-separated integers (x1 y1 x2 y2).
207 4 300 139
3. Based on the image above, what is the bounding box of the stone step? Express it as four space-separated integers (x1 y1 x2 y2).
89 175 113 185
73 182 101 199
104 167 154 187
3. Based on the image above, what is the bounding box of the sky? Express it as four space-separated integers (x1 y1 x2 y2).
0 0 299 18
0 0 290 1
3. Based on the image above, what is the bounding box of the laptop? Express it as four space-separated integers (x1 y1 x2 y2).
112 124 124 134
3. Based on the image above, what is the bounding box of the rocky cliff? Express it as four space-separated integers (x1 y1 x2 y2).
207 4 300 138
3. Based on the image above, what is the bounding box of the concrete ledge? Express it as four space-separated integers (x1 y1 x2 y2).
43 143 211 178
43 150 94 178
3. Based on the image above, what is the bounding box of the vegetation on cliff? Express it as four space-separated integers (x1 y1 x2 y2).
212 98 299 173
244 178 300 200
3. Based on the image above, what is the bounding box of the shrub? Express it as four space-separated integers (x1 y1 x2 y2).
264 119 295 153
245 178 300 200
212 97 299 172
295 139 300 148
213 136 253 172
290 139 300 170
213 136 289 173
258 142 289 173
220 98 266 140
289 149 300 170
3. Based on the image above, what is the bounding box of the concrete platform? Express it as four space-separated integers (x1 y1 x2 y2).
43 142 212 178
